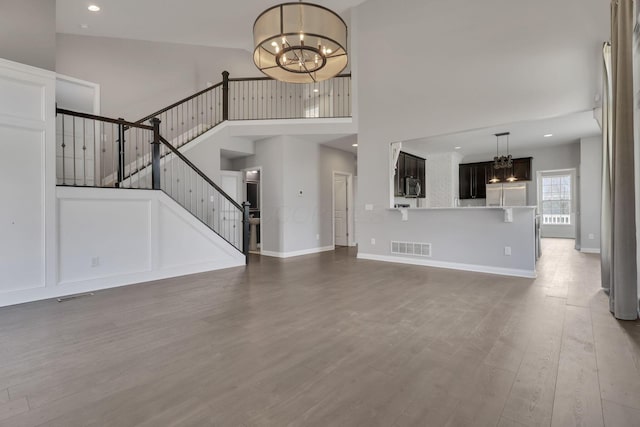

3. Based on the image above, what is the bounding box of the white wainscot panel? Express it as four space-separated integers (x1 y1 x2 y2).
0 75 43 122
58 199 152 284
157 200 238 270
0 126 45 292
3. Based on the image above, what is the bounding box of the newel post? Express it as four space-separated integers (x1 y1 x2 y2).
151 118 161 190
117 118 126 187
242 201 251 264
222 70 229 121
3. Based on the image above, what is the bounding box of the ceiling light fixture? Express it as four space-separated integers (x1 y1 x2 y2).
490 132 516 183
253 1 348 83
352 143 358 147
88 5 100 12
454 146 461 150
80 24 89 29
543 133 553 138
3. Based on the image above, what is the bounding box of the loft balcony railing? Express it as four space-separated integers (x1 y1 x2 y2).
133 72 351 151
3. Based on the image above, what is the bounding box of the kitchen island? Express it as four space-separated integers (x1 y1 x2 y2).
357 206 537 278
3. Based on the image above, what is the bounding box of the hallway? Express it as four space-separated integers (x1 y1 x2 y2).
0 239 638 426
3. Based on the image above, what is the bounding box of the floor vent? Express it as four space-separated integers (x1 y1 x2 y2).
57 292 94 302
390 241 432 257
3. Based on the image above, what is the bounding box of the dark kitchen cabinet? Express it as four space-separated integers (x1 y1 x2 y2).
512 157 532 181
394 151 426 198
483 157 532 183
459 162 487 199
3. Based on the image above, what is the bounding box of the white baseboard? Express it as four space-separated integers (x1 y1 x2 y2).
0 259 245 308
262 246 335 259
356 253 537 279
580 248 601 254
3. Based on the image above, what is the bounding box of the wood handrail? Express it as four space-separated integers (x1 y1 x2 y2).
135 82 223 124
56 108 154 130
228 73 352 82
135 72 352 124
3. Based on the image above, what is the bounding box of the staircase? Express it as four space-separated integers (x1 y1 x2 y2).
55 72 352 259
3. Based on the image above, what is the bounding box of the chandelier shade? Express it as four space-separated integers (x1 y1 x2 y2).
253 2 348 83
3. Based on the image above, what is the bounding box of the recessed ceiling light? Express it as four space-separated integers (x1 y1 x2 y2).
454 146 461 150
80 24 89 29
352 143 358 147
544 134 553 138
88 5 100 12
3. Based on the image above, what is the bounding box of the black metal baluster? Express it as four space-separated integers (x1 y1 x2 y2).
93 119 97 186
151 118 161 190
82 118 87 185
72 116 77 185
117 120 125 187
61 114 66 185
348 76 351 116
101 123 106 186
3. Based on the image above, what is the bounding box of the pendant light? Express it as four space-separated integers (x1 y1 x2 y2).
491 132 516 182
253 1 348 83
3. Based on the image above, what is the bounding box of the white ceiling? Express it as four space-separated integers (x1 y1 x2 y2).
402 110 601 157
56 0 365 51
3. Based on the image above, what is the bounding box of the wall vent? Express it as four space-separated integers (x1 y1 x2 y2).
390 241 432 257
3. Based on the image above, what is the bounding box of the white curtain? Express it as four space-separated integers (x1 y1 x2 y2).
608 0 638 320
601 42 613 296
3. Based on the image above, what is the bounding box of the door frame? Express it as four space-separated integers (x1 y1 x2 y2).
332 171 354 247
241 166 263 252
536 168 577 239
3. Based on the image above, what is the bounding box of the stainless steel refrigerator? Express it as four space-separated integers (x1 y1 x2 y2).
486 182 528 207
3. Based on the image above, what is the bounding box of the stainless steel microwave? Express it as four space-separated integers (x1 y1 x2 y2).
405 177 421 198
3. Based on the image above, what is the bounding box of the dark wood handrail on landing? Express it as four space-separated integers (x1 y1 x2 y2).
135 82 223 125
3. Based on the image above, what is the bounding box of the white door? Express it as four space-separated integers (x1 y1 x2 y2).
334 175 348 246
220 172 242 247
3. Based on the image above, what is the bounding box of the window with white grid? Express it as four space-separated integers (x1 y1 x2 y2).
541 175 572 225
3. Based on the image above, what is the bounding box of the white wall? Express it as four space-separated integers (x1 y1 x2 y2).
0 0 56 71
579 136 603 252
232 136 285 254
0 59 57 300
1 187 245 308
56 34 260 120
179 124 255 183
426 152 462 208
352 0 608 263
233 137 356 256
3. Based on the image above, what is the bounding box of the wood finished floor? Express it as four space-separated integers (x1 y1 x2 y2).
1 239 639 426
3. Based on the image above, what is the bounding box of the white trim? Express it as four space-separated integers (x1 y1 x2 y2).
580 247 601 254
262 246 335 259
55 73 101 114
356 253 537 279
332 171 354 247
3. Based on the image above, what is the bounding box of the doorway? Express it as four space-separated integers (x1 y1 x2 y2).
537 168 577 239
333 172 353 247
242 167 262 254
